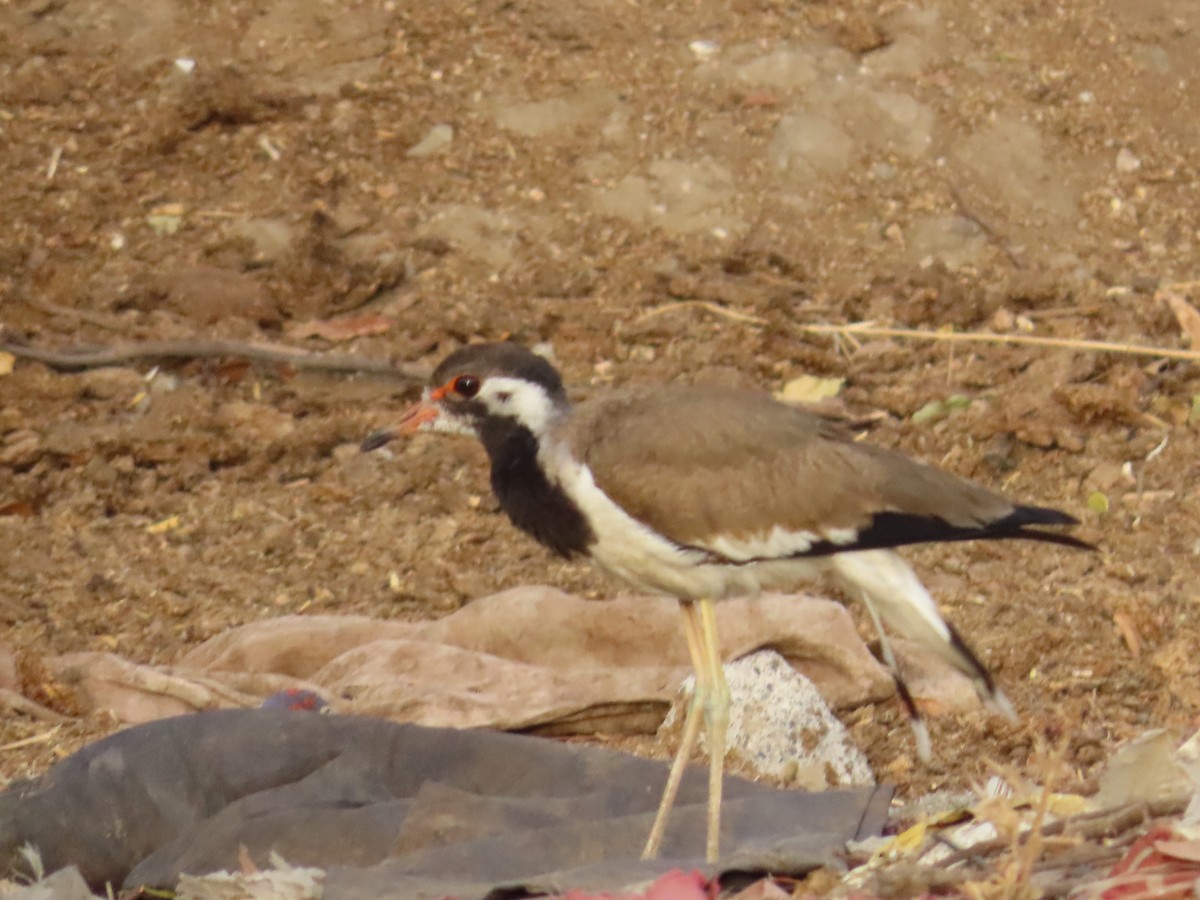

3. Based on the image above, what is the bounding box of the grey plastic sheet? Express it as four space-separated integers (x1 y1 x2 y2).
0 710 891 898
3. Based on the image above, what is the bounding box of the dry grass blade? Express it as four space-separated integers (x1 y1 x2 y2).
0 726 62 753
635 300 769 325
799 322 1200 363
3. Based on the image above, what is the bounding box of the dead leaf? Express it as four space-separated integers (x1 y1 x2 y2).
214 358 252 383
0 501 37 518
740 90 779 108
290 313 394 342
1154 838 1200 864
0 351 14 376
1046 793 1090 817
146 515 181 534
1113 611 1141 657
777 374 844 405
1161 290 1200 346
873 819 927 860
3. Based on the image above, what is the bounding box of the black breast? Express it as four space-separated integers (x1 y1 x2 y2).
478 419 595 559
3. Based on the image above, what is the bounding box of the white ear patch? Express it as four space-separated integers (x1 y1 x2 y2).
479 376 560 433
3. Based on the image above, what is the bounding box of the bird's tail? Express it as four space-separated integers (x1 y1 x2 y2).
831 549 1017 745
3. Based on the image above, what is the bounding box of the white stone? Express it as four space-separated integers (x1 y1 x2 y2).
770 111 855 180
1116 147 1141 173
735 47 819 89
661 650 874 790
590 157 743 237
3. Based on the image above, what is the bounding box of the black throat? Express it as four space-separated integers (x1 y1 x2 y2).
477 417 594 559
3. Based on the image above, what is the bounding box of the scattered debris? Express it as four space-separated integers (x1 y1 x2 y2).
175 858 325 900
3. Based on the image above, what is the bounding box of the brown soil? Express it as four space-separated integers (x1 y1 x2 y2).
2 0 1199 835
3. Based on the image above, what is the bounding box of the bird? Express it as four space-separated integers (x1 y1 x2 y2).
362 341 1091 863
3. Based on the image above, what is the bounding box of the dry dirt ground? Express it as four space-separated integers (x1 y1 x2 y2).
2 0 1200 864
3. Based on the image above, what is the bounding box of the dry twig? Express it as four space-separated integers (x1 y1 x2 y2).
0 338 428 382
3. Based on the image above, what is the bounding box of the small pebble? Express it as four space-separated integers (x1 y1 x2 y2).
1115 147 1141 173
407 124 454 158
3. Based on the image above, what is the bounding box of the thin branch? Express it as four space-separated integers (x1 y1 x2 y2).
799 322 1200 363
0 338 428 382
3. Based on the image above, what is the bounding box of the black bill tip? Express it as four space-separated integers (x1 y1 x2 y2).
360 429 395 453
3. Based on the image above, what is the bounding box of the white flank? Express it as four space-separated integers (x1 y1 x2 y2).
698 526 818 562
538 440 827 601
823 526 859 546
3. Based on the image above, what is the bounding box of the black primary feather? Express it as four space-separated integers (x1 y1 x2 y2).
690 504 1095 564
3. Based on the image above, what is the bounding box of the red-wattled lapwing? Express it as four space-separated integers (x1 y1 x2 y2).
362 342 1091 863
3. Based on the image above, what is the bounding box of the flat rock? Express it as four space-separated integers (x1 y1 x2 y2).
418 205 523 269
492 88 619 137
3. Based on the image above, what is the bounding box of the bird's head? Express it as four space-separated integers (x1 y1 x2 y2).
362 342 569 451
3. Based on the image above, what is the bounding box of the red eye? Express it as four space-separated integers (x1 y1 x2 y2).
453 374 480 398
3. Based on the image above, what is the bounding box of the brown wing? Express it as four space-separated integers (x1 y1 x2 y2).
562 386 1030 551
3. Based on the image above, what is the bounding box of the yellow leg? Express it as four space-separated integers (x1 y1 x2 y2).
698 597 728 863
642 600 707 860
